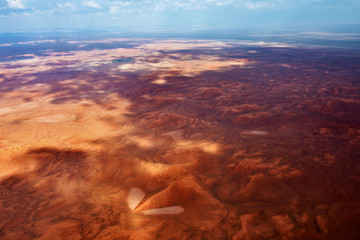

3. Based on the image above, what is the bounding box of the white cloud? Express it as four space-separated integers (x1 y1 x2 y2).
215 0 233 6
108 1 134 13
113 1 132 6
206 0 234 6
244 1 273 9
82 1 102 9
109 5 119 13
56 2 75 10
7 0 26 9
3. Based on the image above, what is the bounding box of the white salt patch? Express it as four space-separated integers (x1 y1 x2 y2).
142 206 184 215
127 188 146 210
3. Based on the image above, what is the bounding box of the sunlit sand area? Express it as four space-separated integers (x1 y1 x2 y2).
0 37 360 239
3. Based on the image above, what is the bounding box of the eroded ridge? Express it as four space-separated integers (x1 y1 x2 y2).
0 38 360 239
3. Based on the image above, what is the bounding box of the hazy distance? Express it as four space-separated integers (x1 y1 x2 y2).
1 0 360 34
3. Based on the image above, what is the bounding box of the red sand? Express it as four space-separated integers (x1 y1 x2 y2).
0 39 360 239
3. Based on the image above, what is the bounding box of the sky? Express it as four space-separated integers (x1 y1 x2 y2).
0 0 360 33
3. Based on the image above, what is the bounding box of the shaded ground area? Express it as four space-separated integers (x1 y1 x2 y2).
0 38 360 239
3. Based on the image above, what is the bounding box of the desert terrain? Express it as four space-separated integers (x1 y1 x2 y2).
0 37 360 239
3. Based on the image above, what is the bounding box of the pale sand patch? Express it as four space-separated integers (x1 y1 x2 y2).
117 56 247 77
151 79 167 84
163 129 184 141
242 130 268 135
127 188 146 210
32 114 73 123
175 140 220 154
0 39 250 82
142 206 184 215
0 102 39 116
131 135 170 149
0 107 15 115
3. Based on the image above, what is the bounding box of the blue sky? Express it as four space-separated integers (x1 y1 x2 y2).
0 0 360 33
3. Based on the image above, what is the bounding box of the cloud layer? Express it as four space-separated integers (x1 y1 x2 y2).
0 0 359 32
2 0 356 15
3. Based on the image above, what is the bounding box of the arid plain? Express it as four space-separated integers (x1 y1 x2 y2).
0 37 360 239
